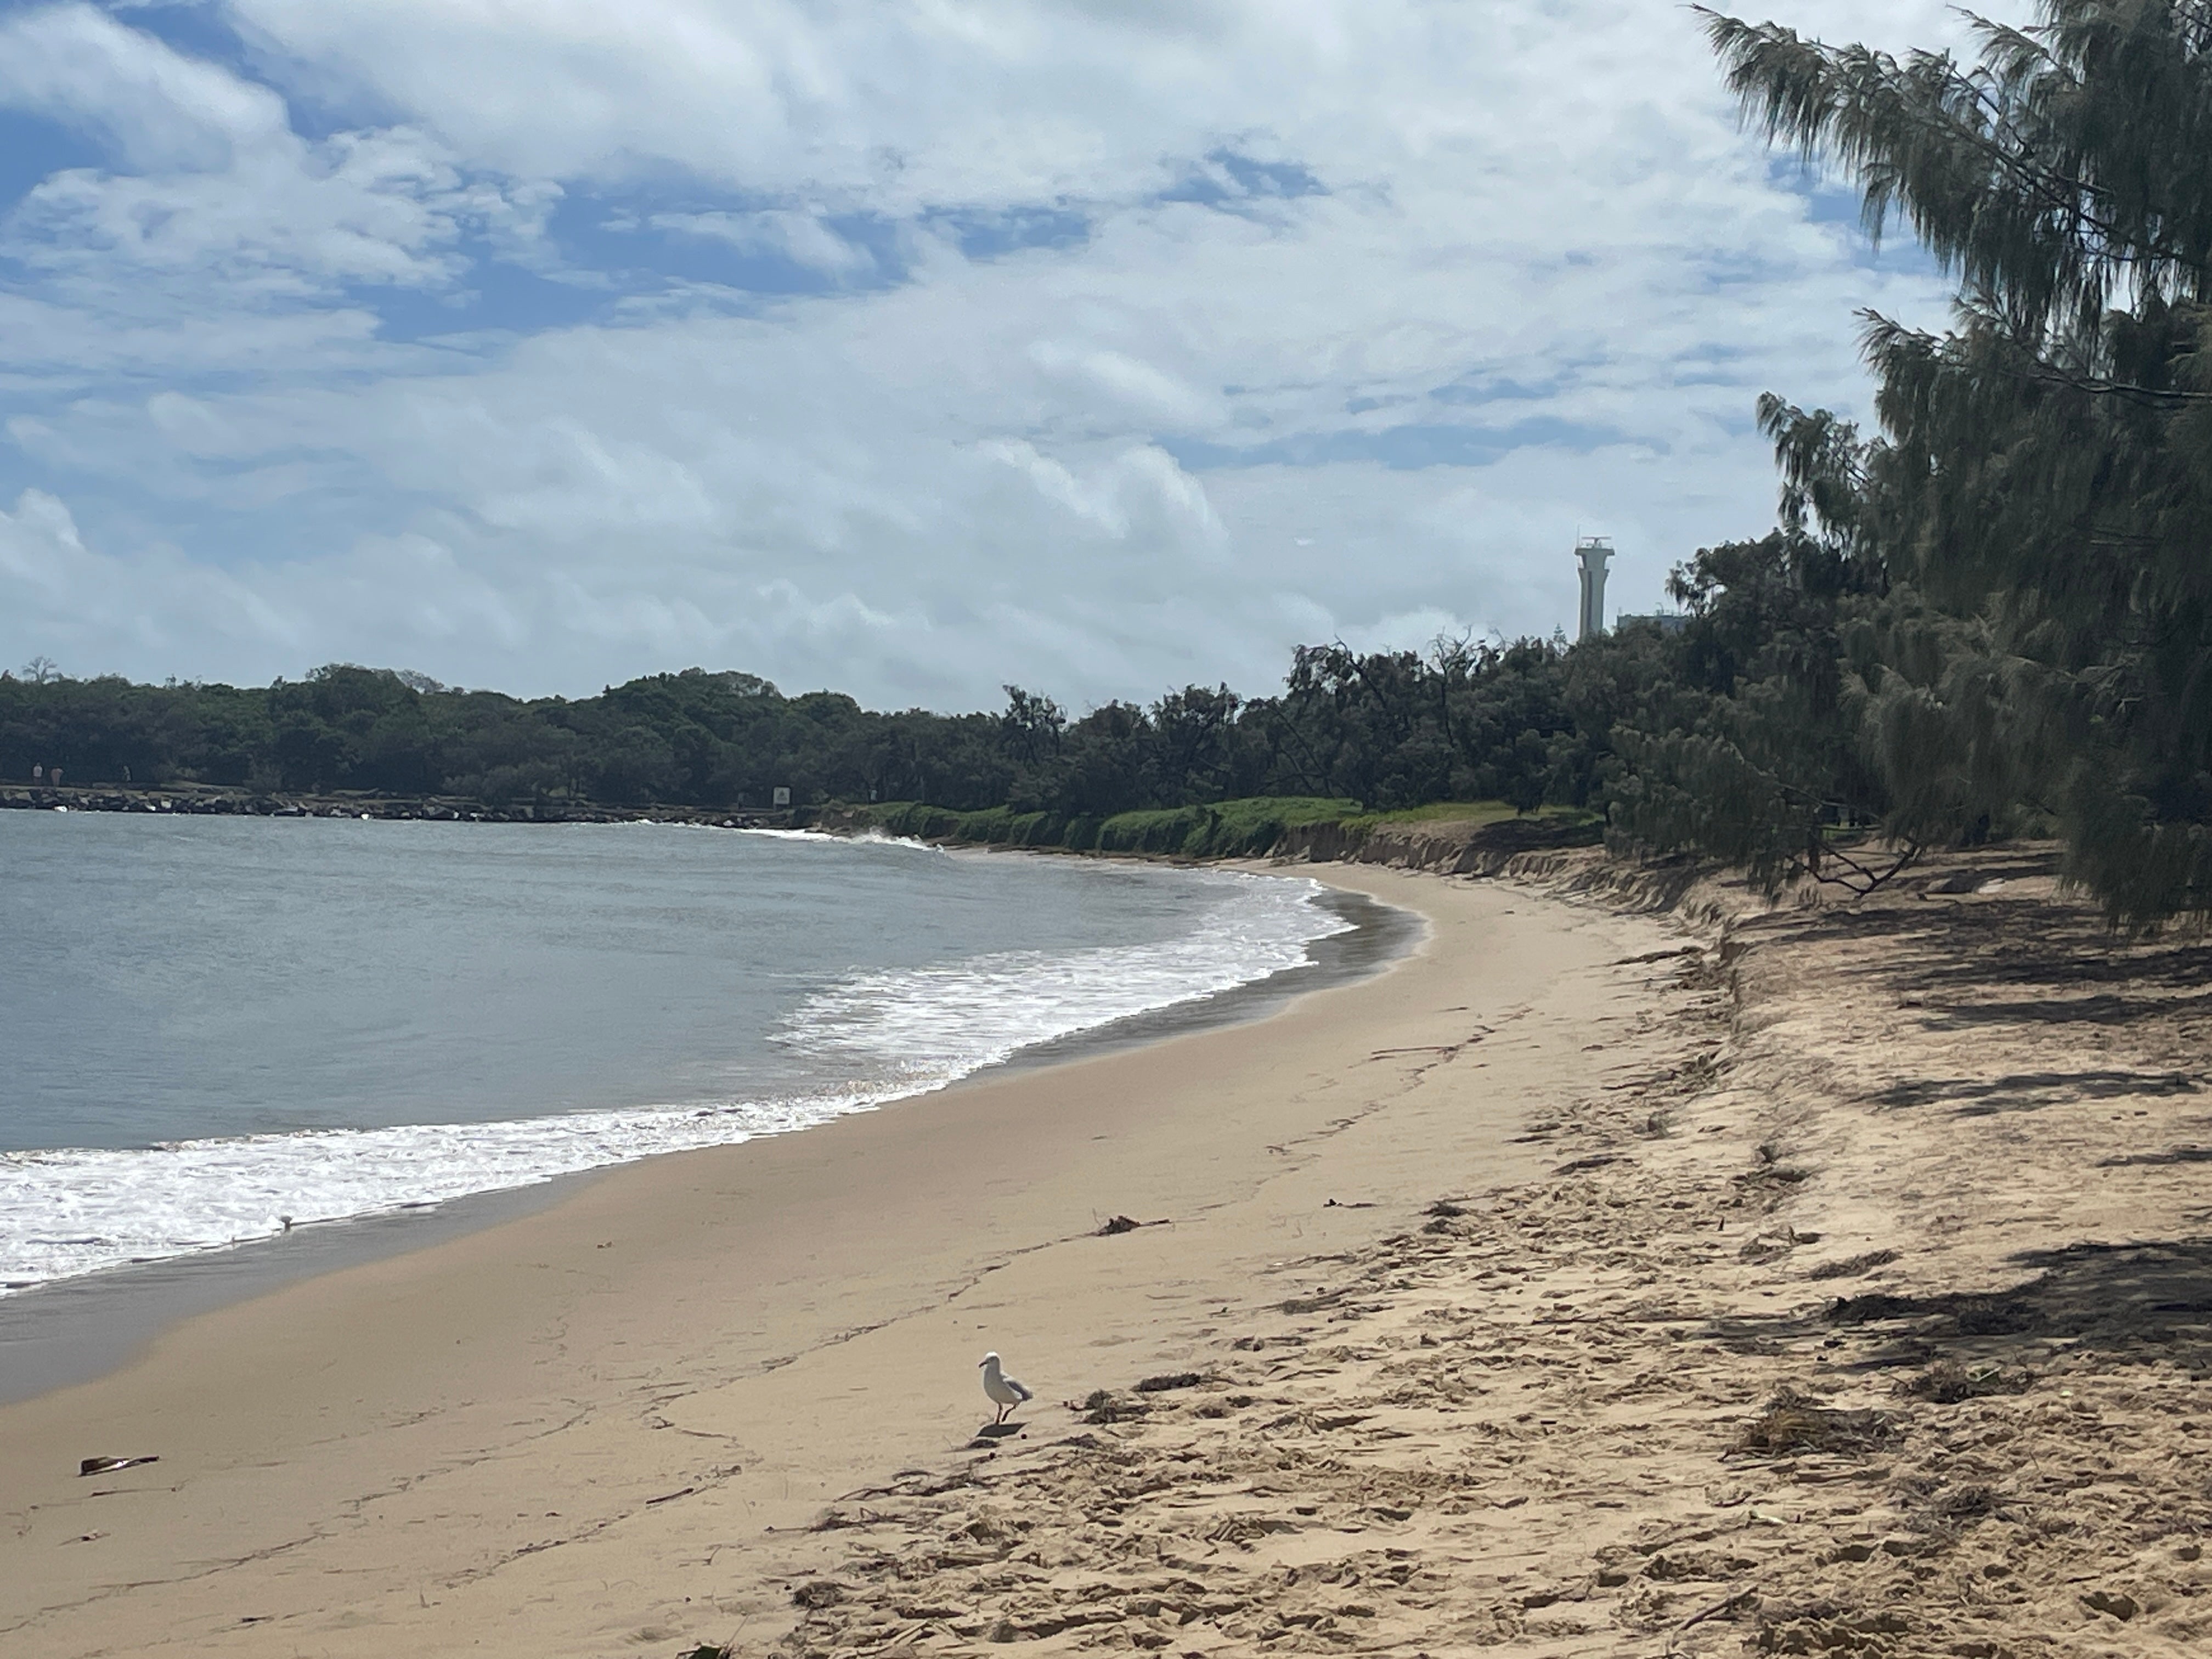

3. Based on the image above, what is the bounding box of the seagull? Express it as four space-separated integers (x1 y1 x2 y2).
979 1351 1033 1424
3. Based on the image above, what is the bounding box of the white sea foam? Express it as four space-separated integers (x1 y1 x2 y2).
733 825 943 852
783 868 1350 1081
0 870 1349 1293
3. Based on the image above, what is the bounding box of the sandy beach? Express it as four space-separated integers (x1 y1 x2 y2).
0 864 1680 1655
757 847 2212 1659
7 851 2209 1659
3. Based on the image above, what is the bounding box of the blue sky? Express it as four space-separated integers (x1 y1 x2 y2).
0 0 1987 709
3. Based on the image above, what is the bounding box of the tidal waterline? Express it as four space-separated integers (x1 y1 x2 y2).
0 818 1417 1403
0 813 1411 1299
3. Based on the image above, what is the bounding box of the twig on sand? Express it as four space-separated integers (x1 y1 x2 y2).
1668 1588 1756 1650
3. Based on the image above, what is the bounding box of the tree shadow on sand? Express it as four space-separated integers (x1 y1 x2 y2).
1706 1238 2212 1376
1866 1068 2202 1113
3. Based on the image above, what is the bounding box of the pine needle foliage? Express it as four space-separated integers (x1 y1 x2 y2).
1702 1 2212 923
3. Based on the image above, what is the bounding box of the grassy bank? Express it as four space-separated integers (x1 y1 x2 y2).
849 796 1596 860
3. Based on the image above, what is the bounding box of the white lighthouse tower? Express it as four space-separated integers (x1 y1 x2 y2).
1574 535 1612 642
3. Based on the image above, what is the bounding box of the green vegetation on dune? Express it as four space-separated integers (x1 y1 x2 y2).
1094 797 1365 857
865 797 1363 859
858 797 1598 860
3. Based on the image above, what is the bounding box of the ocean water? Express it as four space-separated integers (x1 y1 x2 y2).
0 814 1359 1293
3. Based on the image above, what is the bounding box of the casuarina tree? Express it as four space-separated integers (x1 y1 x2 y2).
1703 0 2212 922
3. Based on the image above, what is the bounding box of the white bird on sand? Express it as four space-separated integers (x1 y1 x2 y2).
979 1351 1033 1424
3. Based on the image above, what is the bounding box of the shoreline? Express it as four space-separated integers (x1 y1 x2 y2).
0 862 1690 1657
0 871 1417 1405
0 1176 594 1407
770 845 2212 1659
6 846 2205 1657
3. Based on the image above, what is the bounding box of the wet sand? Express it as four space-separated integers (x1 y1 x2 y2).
0 881 1418 1409
0 864 1685 1657
0 1177 591 1407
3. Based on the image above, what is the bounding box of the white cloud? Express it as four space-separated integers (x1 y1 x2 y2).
0 3 288 171
0 486 302 658
0 5 554 309
1026 341 1217 427
0 0 2021 706
222 1 1981 211
643 208 874 277
0 488 89 602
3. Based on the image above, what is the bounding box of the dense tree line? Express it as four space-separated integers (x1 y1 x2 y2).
0 639 1614 822
7 3 2209 924
0 563 1873 871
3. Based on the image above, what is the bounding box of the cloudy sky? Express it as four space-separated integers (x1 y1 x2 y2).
0 1 1996 710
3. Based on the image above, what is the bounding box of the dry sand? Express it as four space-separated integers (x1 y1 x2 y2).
7 851 2209 1659
765 849 2212 1659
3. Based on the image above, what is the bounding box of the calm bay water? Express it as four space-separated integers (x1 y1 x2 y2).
0 814 1359 1291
